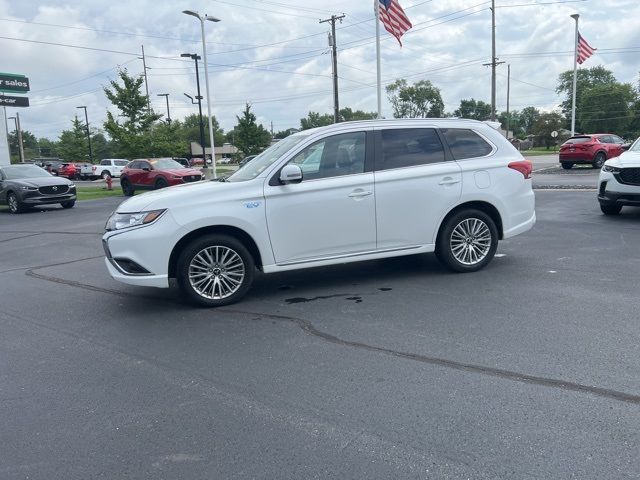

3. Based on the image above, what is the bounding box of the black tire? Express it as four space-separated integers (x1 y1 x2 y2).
592 152 606 169
120 178 134 196
176 234 255 307
561 162 573 170
61 200 75 209
7 192 24 214
101 170 111 179
600 203 622 215
435 209 499 273
155 177 169 190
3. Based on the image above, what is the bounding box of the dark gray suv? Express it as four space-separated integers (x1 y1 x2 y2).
0 164 77 213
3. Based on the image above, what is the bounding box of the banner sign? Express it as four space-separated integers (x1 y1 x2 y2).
0 73 30 93
0 95 29 107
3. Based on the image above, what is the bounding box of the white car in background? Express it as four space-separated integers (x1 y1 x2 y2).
103 119 536 307
98 159 129 178
598 138 640 215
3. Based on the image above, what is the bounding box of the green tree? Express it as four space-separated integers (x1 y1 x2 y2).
498 110 521 137
180 113 225 149
453 99 491 120
91 133 114 160
519 106 541 136
531 112 564 148
339 107 377 121
300 111 333 130
57 118 90 161
103 68 161 157
37 138 58 157
385 79 444 118
232 103 272 156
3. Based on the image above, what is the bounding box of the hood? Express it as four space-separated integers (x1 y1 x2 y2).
116 179 251 212
8 176 74 188
605 150 640 168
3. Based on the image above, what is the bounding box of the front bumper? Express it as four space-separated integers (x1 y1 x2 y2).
597 172 640 206
22 192 76 205
102 210 182 289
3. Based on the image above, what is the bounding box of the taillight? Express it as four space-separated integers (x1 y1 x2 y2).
508 160 532 179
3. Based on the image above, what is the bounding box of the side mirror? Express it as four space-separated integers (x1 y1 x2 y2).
142 166 150 171
621 144 631 151
279 164 303 184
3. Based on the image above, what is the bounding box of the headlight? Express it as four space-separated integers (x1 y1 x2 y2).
21 186 38 191
105 209 166 231
602 165 621 173
69 183 76 189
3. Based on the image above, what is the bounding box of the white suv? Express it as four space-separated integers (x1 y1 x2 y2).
598 138 640 215
103 119 535 306
98 159 129 178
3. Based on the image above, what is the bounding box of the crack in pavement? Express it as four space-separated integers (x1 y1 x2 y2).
22 255 640 406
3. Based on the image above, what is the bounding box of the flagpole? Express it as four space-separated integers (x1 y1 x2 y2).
375 0 382 119
570 14 579 136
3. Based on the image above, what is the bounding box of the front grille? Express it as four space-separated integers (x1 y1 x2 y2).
39 185 69 195
618 168 640 185
183 175 202 183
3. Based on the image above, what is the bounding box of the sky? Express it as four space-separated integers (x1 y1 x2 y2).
1 0 639 141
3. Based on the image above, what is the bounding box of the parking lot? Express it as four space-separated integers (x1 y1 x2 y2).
1 190 639 479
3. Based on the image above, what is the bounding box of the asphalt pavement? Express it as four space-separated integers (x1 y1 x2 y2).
1 192 639 479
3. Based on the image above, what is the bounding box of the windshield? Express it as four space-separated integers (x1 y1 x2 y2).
226 134 310 182
2 164 52 180
150 158 185 169
628 138 640 152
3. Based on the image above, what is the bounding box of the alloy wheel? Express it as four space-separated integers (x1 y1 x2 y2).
450 218 492 266
8 194 19 213
188 246 245 300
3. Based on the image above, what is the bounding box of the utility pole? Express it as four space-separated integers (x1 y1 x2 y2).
506 64 510 139
270 120 274 138
483 0 504 121
14 113 25 162
182 53 206 162
76 106 93 162
320 14 345 123
140 45 151 114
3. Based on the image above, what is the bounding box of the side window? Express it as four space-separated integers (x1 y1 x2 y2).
100 160 109 166
379 128 445 170
129 161 141 169
611 136 623 144
598 135 612 144
441 128 493 160
115 160 129 166
288 132 366 181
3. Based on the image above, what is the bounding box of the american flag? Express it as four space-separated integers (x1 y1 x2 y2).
378 0 412 46
576 32 596 64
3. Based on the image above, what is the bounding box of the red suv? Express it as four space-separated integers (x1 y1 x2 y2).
120 158 203 196
559 134 627 169
57 163 79 179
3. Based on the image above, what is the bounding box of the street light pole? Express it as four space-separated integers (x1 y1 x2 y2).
181 53 206 163
8 115 24 163
157 93 171 124
76 106 93 162
183 10 220 179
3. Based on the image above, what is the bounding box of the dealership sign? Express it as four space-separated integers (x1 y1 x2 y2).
0 73 30 93
0 95 29 107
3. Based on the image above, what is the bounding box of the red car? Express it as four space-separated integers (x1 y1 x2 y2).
57 163 80 179
120 158 203 196
559 134 627 169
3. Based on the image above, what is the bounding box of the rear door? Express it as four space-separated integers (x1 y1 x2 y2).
125 161 145 186
373 127 462 249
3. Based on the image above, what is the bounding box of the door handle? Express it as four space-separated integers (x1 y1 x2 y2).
438 177 460 186
348 190 373 198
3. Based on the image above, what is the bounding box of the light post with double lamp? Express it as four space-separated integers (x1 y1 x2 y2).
76 106 93 163
181 53 206 164
183 9 220 179
157 93 171 124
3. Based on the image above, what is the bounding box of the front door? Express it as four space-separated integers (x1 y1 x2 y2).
264 131 376 264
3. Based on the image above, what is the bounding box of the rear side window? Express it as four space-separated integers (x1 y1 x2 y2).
379 128 445 170
115 160 128 166
100 160 109 165
441 128 493 160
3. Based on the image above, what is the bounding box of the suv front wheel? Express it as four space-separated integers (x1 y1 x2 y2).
436 209 498 272
176 234 255 307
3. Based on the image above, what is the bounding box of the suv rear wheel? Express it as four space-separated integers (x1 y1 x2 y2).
177 234 255 307
101 170 111 179
561 162 573 170
120 178 134 196
436 209 498 272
